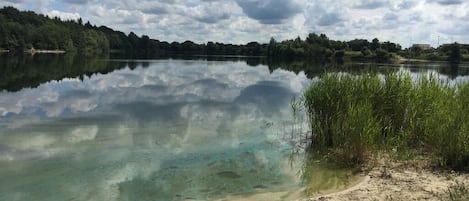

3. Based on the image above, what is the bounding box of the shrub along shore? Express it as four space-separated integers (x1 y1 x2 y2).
302 71 469 171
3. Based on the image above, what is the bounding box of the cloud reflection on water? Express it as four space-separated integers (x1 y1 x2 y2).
0 60 309 201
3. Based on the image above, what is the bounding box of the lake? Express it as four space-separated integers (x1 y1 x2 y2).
0 54 468 201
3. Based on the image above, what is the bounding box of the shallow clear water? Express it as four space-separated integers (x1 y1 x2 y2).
0 59 311 201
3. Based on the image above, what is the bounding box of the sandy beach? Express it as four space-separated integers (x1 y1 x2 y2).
302 157 469 201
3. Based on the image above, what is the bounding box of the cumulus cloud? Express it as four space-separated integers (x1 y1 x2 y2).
61 0 92 5
4 0 469 46
397 0 418 9
47 10 80 20
354 0 389 9
139 2 170 15
427 0 463 5
177 1 240 24
3 0 26 3
383 12 399 21
317 12 342 26
1 0 50 11
235 0 302 24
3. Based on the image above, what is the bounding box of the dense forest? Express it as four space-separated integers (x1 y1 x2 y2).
0 7 109 54
0 6 467 63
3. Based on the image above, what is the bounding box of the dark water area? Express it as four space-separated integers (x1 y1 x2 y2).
0 53 468 201
1 53 469 93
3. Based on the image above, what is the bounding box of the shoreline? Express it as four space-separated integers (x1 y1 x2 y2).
397 58 430 63
301 159 469 201
393 54 431 63
26 49 66 54
0 49 66 54
209 157 469 201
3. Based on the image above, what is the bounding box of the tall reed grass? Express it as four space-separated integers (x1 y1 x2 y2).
302 71 469 170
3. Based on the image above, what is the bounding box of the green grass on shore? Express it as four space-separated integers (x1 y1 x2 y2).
301 71 469 170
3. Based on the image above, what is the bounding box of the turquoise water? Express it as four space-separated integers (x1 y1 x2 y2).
0 59 310 201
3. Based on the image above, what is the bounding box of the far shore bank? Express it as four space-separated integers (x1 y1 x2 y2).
393 54 431 63
0 48 464 64
26 48 66 54
1 49 67 54
397 58 431 63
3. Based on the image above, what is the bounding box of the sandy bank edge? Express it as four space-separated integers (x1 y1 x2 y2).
301 161 469 201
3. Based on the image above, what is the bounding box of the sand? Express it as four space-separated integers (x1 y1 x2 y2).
302 157 469 201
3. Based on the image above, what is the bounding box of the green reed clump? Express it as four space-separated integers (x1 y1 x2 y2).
303 71 469 170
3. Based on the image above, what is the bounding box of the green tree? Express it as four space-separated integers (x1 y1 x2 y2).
245 41 261 55
334 50 345 61
371 38 380 51
306 33 320 45
381 41 401 52
410 45 423 58
448 43 461 63
267 37 277 56
361 46 371 56
127 32 140 50
375 48 389 62
348 39 370 51
63 38 75 52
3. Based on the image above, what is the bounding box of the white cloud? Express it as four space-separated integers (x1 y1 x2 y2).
188 1 239 24
235 0 303 24
47 10 80 20
61 0 92 5
4 1 469 47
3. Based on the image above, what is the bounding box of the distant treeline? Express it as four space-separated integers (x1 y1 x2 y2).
0 7 109 54
401 43 469 63
0 7 399 58
267 34 401 62
0 6 465 63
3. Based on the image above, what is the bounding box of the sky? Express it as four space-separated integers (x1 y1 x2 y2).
1 0 468 47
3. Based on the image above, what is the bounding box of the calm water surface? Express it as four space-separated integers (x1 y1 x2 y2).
0 58 310 201
0 55 468 201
